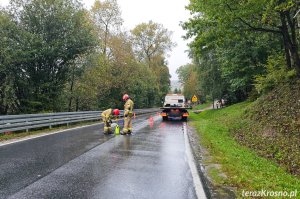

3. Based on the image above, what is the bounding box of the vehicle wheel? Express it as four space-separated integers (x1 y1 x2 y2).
181 117 187 121
162 116 168 121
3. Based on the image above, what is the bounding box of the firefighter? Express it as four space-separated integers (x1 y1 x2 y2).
121 94 134 135
101 108 120 134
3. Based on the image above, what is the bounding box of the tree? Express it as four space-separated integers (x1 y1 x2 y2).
184 0 300 75
0 10 28 114
75 30 161 110
3 0 97 113
91 0 123 57
177 64 198 99
149 55 171 99
131 21 176 66
1 0 173 113
130 21 173 101
182 0 297 102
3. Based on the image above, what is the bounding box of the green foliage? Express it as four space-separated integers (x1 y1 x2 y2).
193 102 211 110
190 102 300 196
0 0 173 114
236 81 300 176
131 20 176 64
130 21 172 104
255 54 296 94
73 30 167 110
0 0 97 114
176 63 202 100
217 33 279 102
0 0 174 114
67 14 172 111
91 0 123 56
0 11 24 113
183 0 300 102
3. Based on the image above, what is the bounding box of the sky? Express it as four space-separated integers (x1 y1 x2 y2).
0 0 191 80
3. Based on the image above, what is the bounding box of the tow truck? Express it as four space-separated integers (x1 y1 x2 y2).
160 94 190 121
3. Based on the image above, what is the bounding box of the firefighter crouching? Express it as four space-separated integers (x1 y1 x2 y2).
101 108 120 134
121 94 134 135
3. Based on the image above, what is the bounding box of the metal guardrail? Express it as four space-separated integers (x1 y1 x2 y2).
0 108 159 134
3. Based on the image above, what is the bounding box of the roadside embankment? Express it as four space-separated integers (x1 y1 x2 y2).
189 101 300 198
236 81 300 177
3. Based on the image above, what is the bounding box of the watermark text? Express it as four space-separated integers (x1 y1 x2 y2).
242 189 297 198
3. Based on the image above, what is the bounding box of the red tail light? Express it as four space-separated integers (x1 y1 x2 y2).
160 113 167 117
182 113 189 117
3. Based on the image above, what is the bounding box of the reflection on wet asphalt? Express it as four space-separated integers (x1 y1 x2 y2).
2 114 198 199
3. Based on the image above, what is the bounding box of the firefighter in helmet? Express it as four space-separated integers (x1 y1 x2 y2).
121 94 134 135
101 108 120 134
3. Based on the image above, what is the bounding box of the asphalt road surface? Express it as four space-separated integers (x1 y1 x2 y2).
0 113 206 199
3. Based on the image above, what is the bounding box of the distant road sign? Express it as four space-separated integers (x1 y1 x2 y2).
192 95 198 102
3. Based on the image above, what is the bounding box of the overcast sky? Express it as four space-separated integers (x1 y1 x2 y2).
0 0 191 80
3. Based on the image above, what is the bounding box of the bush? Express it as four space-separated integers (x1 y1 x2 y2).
254 54 296 94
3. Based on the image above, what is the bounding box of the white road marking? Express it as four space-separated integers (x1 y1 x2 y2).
183 123 207 199
0 114 155 147
0 123 101 147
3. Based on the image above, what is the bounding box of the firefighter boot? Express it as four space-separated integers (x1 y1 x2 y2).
128 128 132 134
121 128 128 135
122 116 130 135
104 126 110 134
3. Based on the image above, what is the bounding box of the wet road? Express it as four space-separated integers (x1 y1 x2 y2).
0 113 206 199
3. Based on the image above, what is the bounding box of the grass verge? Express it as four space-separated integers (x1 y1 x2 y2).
189 102 300 198
193 102 212 110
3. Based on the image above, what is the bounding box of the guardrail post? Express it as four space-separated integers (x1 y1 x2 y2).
49 118 52 129
26 120 29 132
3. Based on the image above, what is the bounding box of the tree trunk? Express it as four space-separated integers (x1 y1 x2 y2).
68 95 73 112
283 43 292 69
285 11 300 75
291 48 300 76
75 98 79 111
280 12 300 76
68 67 75 112
103 24 108 56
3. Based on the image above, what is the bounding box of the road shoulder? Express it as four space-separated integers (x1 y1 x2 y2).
187 124 236 198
